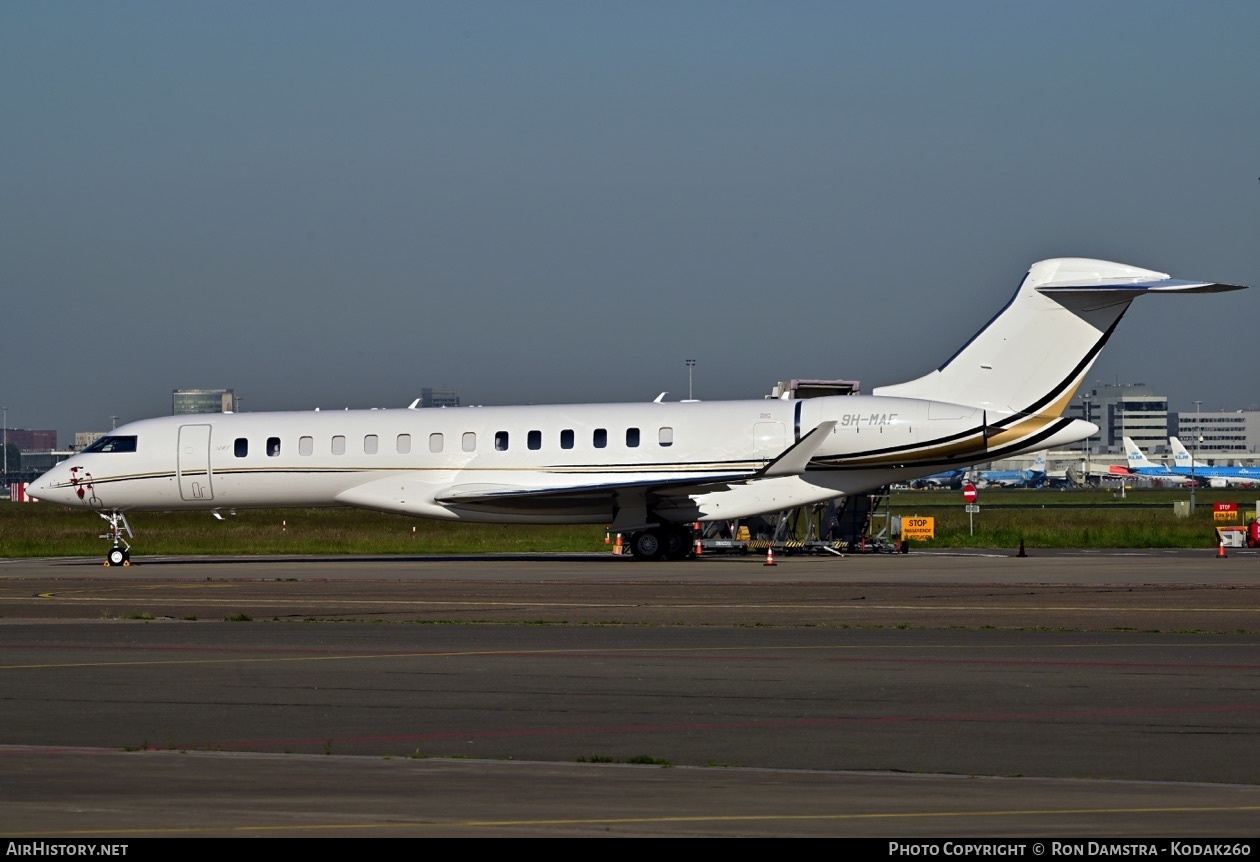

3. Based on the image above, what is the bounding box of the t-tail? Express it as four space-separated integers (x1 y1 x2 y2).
875 260 1245 436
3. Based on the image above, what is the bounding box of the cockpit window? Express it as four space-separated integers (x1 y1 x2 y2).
82 435 138 454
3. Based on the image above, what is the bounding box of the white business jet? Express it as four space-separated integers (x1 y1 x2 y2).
30 258 1244 564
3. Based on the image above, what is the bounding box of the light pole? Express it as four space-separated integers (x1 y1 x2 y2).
1191 400 1202 513
1080 394 1092 486
685 359 696 401
2 405 7 488
1118 398 1128 499
1117 401 1126 498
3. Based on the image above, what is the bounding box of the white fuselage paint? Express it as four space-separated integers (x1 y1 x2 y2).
31 395 1089 524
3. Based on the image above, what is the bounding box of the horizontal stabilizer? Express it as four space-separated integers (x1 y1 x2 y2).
1038 278 1245 296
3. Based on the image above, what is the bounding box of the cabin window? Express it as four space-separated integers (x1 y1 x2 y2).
332 435 346 455
593 428 607 449
234 438 248 458
267 437 281 457
495 431 509 451
658 427 673 447
83 435 139 454
560 429 574 450
397 434 411 454
429 433 443 453
528 430 541 450
626 428 640 447
462 432 476 452
299 436 314 456
364 434 379 455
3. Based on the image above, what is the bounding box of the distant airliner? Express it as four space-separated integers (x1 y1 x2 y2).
30 258 1244 563
1168 437 1260 487
1122 437 1193 485
910 468 967 490
973 451 1047 488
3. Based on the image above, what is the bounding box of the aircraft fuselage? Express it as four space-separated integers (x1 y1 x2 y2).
31 395 1089 525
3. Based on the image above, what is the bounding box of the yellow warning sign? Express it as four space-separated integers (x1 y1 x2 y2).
901 516 935 539
1213 503 1239 522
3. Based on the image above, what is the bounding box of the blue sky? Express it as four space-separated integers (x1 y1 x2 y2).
3 1 1257 441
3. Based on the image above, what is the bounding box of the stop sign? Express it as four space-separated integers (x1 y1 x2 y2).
963 483 978 503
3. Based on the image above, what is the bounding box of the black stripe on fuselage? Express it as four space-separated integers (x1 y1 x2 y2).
804 417 1074 472
810 422 988 462
1006 311 1127 421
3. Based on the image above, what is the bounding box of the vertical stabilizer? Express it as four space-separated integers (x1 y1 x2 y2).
1124 437 1158 470
1169 437 1208 468
874 259 1242 419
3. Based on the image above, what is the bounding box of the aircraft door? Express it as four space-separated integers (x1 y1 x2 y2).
753 421 787 460
177 424 214 501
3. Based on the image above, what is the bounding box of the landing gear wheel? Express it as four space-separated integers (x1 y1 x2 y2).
106 547 129 567
663 527 692 561
629 530 665 561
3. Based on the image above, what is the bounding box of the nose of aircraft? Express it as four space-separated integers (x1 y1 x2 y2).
27 464 70 504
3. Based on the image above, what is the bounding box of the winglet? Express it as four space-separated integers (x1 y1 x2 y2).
759 421 837 478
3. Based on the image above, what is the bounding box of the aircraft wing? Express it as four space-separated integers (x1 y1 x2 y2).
435 422 839 506
335 423 841 517
334 468 755 518
433 470 754 504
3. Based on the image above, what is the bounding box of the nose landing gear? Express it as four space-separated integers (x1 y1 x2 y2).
99 510 133 567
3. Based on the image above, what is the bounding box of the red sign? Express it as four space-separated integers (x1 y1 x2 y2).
1214 503 1238 512
963 483 978 503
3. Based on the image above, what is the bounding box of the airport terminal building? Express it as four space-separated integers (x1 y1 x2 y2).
1175 409 1260 455
1066 383 1168 455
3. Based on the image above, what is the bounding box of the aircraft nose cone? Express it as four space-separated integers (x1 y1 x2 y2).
28 467 68 504
26 473 51 502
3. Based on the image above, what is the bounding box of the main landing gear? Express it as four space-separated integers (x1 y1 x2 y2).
99 510 133 567
626 525 694 561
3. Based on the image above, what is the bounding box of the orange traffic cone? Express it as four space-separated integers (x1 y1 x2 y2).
1217 541 1227 559
764 546 777 566
613 533 623 555
694 537 703 557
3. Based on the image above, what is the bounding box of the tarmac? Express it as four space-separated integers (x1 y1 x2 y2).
1 548 1258 837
